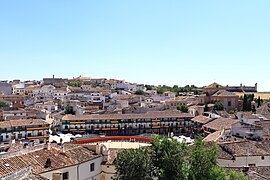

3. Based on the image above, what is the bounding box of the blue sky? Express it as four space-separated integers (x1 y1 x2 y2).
0 1 269 91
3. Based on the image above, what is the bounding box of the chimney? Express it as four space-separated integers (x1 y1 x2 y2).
44 158 52 168
47 142 51 150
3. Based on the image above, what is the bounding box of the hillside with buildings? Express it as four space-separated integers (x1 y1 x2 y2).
0 76 269 179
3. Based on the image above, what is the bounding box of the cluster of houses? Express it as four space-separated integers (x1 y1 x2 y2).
0 76 269 179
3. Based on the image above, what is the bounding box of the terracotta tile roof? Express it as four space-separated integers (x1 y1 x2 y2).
0 121 11 128
212 90 237 97
218 141 270 158
205 82 225 89
203 130 222 142
9 119 49 127
257 103 270 116
218 145 235 160
203 118 239 131
0 156 30 177
62 110 193 121
36 101 57 106
0 144 101 177
191 115 212 124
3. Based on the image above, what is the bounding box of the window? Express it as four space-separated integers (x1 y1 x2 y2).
90 163 95 172
261 156 265 160
228 101 231 106
5 135 9 139
62 172 69 180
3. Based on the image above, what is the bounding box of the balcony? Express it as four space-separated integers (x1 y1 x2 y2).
26 127 48 131
152 126 161 129
111 128 119 131
70 122 85 125
101 128 119 131
70 128 86 131
28 135 49 139
111 120 119 124
152 119 160 123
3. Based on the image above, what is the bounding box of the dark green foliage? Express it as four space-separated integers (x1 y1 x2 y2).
64 105 75 115
230 170 247 180
214 102 224 110
151 136 188 180
145 85 153 91
243 94 254 111
204 104 209 112
0 101 9 108
257 96 261 107
114 136 248 180
114 148 154 180
134 90 145 95
156 85 203 95
177 105 189 113
67 81 83 87
188 136 219 180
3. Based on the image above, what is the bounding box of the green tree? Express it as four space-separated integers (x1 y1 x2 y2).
0 101 9 108
214 102 224 110
64 105 75 115
145 85 153 91
114 148 154 180
257 96 261 107
67 81 83 87
188 136 219 180
114 135 248 180
177 105 189 113
134 90 145 95
230 170 247 180
204 104 209 112
151 136 188 180
211 166 227 180
243 94 254 111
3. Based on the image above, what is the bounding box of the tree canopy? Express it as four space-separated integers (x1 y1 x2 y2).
114 136 247 180
177 105 189 113
114 148 154 180
214 102 224 111
67 81 83 87
64 105 75 115
134 90 145 95
155 85 204 95
151 135 188 180
243 94 254 111
0 101 9 108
